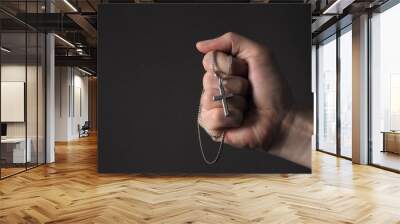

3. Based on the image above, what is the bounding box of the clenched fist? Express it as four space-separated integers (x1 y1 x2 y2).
196 32 312 168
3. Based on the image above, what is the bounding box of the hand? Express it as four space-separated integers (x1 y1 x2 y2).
196 32 312 168
197 32 292 149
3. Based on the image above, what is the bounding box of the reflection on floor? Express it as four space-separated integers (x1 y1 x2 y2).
341 147 352 158
0 163 42 178
0 167 25 178
0 135 400 223
373 150 400 171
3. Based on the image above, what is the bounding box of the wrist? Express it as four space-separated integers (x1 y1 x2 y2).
263 106 296 151
263 106 313 168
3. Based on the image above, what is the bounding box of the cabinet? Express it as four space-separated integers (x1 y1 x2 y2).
382 132 400 154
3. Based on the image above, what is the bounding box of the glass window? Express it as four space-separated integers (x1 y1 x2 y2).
339 28 352 158
1 31 28 177
0 1 46 179
317 36 337 154
27 30 39 169
371 3 400 171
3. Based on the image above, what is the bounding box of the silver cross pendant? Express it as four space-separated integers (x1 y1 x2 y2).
212 72 234 117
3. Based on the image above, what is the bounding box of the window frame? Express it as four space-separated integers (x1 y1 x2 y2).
367 0 400 173
316 24 353 160
0 1 48 180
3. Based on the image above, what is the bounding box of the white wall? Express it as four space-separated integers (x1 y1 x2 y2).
1 65 28 141
1 64 46 163
55 66 70 141
72 73 89 138
1 64 41 137
55 67 89 141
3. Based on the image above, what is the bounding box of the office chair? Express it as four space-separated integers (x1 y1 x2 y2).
79 121 90 138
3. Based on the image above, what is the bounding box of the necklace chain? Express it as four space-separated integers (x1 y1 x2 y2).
197 54 232 165
197 104 225 165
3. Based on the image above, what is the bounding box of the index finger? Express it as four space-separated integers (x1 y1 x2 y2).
203 51 248 76
196 32 264 60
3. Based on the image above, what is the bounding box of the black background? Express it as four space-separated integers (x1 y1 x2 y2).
98 4 312 173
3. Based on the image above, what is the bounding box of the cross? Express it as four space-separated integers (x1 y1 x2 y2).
213 73 234 117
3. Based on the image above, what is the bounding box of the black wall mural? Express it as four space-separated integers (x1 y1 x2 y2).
98 4 312 173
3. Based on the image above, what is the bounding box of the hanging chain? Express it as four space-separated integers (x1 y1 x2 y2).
197 102 225 165
197 54 232 165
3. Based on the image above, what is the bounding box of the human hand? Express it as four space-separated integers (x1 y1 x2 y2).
197 32 292 148
196 32 311 167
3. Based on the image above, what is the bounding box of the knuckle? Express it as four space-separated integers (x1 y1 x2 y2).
211 137 219 142
222 78 247 95
204 123 215 133
202 74 207 87
200 93 207 106
201 92 211 105
204 51 216 69
211 134 222 142
210 110 222 123
225 32 237 40
202 52 212 70
202 72 213 88
203 90 214 101
202 55 208 70
201 90 220 110
222 79 230 91
202 72 209 87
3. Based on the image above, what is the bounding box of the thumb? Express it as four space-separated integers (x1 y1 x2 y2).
196 32 261 60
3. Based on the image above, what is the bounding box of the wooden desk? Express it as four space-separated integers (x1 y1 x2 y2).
382 131 400 154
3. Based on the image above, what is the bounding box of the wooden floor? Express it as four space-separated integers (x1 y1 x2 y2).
372 150 400 171
1 167 26 178
1 135 400 223
1 163 44 178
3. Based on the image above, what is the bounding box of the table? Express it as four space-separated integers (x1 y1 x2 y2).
381 131 400 154
1 138 32 164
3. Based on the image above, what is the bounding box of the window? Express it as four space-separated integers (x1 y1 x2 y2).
317 36 337 154
0 1 47 179
370 3 400 171
339 28 352 158
316 25 353 159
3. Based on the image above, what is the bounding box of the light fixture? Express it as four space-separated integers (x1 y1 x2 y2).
76 48 86 56
63 0 78 12
322 0 355 15
78 67 93 76
1 47 11 53
54 34 75 48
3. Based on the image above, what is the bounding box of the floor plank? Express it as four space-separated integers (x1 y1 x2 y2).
1 135 400 223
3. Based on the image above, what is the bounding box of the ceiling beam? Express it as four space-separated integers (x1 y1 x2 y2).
55 55 96 71
322 0 355 14
67 14 97 38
